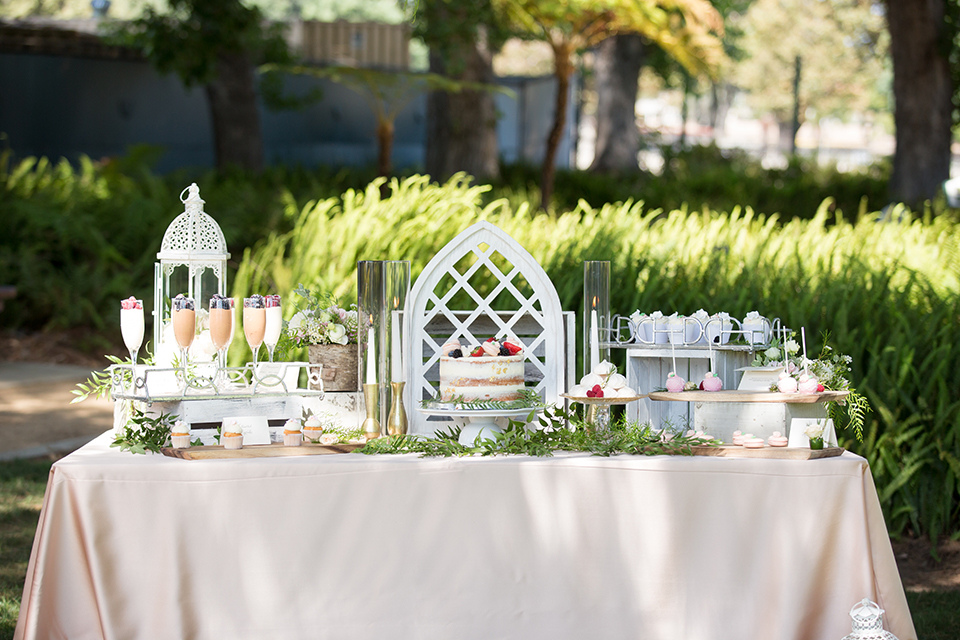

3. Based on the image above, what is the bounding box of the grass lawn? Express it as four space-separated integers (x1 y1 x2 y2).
0 458 957 640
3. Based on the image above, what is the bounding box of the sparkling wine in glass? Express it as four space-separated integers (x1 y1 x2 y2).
120 297 144 389
264 295 282 362
171 294 196 384
243 295 266 368
209 294 234 381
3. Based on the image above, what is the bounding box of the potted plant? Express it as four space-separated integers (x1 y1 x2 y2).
283 284 359 392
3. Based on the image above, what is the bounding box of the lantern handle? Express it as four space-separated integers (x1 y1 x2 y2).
180 183 201 204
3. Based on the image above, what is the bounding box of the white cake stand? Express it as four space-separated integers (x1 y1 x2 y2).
418 406 542 445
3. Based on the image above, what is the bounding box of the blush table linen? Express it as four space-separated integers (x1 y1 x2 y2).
15 432 916 640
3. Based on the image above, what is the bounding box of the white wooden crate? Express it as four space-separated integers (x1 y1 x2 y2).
625 345 754 430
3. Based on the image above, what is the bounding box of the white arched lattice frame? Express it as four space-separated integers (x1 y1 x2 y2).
403 221 565 435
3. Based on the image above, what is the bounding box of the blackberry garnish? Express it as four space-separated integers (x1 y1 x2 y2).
450 349 463 358
499 346 510 356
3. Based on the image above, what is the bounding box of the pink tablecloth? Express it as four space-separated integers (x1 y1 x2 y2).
15 433 916 640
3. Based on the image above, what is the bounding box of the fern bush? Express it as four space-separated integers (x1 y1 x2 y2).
3 149 959 540
234 173 960 540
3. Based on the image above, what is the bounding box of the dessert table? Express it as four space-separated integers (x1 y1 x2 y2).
15 432 916 640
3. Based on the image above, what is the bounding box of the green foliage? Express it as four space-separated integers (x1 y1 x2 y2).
109 0 293 89
360 406 712 457
494 146 891 217
4 148 960 537
235 171 960 538
421 388 546 411
905 591 960 639
111 408 177 455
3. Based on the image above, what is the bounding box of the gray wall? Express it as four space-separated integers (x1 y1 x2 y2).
0 53 575 174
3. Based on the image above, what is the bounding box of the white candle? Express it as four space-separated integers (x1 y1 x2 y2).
391 308 402 383
366 326 376 385
590 307 600 372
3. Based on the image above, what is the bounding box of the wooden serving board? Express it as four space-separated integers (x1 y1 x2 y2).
161 442 365 460
690 445 844 460
649 390 849 404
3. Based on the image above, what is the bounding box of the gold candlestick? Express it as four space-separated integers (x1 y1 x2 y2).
387 381 407 436
362 383 381 440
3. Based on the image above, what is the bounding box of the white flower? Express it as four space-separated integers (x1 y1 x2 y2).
764 347 781 360
804 421 825 440
785 339 800 353
319 432 339 445
745 310 761 320
288 310 309 331
328 323 348 345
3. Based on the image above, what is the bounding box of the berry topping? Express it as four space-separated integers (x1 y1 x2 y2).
484 337 496 343
699 381 705 390
449 349 462 359
499 345 510 356
817 384 825 392
502 341 523 355
470 346 485 357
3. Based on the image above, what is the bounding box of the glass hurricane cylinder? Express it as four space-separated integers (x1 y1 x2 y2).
385 261 410 434
358 260 385 433
583 261 611 378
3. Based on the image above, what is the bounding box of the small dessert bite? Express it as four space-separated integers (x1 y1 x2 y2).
699 372 723 392
665 372 686 393
302 415 324 443
767 431 788 447
743 435 765 449
221 419 243 450
171 420 191 449
731 430 746 446
283 418 302 447
777 372 799 394
797 373 820 394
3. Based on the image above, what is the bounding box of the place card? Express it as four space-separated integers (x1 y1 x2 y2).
223 415 271 445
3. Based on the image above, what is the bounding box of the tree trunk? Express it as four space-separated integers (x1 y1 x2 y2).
886 0 952 205
541 44 573 211
590 34 644 173
376 119 394 178
425 31 499 182
204 51 263 172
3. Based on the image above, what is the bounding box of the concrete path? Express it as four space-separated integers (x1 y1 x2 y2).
0 362 113 460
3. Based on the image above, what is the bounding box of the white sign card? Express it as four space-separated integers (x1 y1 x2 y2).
223 416 271 445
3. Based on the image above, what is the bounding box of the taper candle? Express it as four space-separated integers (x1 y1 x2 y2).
366 326 376 385
391 307 402 383
590 305 600 372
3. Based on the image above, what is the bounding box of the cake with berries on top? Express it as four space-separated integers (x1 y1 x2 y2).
439 337 525 402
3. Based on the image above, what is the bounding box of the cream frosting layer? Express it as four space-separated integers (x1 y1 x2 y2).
440 354 524 402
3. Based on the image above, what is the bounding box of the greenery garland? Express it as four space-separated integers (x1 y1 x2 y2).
361 406 717 458
420 388 548 411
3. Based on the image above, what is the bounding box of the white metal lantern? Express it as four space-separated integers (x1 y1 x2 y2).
153 183 230 358
841 598 899 640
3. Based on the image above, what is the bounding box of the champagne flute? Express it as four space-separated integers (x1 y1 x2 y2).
243 295 266 370
209 294 234 384
264 295 282 362
171 294 196 386
120 296 144 390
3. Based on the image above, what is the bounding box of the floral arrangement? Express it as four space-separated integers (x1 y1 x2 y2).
284 284 359 347
753 331 868 440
